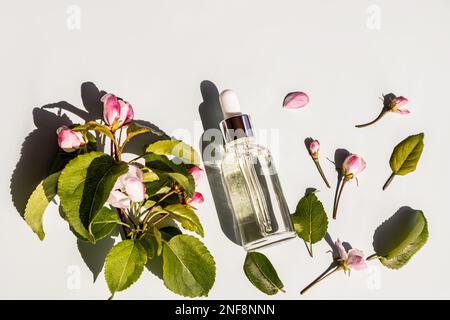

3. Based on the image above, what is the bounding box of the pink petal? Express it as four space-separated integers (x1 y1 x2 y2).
347 249 367 271
188 166 203 185
392 96 408 109
397 108 410 115
107 190 130 209
335 239 348 260
283 92 309 109
127 164 144 181
102 93 121 126
125 177 145 202
117 100 134 127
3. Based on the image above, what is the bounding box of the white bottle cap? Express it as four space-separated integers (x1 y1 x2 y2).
219 89 242 119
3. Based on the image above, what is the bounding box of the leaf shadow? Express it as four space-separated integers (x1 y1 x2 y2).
372 206 417 257
77 228 119 282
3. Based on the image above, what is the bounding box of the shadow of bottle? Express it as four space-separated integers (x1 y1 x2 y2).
198 80 241 246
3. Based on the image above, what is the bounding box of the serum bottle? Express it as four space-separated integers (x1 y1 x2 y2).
219 90 295 251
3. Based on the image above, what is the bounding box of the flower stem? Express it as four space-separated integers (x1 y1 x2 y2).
300 266 341 295
314 159 331 188
382 173 396 190
333 179 347 219
355 109 388 128
366 253 379 261
142 190 177 225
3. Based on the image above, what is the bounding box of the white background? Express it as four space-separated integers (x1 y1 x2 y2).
1 0 449 299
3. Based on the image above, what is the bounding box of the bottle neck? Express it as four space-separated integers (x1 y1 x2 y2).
220 114 254 143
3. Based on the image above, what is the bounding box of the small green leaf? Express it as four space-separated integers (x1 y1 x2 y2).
291 193 328 244
24 171 61 240
88 207 121 241
390 133 424 175
58 152 128 242
243 252 284 295
73 121 115 141
164 204 204 237
384 133 424 190
153 225 163 256
162 235 215 297
142 168 159 183
121 123 163 150
375 210 428 269
104 240 147 298
146 140 200 166
139 233 156 259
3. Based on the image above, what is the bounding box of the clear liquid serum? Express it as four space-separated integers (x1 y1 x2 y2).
219 90 295 251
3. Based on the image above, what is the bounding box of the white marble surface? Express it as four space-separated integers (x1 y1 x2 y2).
1 0 449 299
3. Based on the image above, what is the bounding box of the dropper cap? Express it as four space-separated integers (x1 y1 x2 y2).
219 89 254 142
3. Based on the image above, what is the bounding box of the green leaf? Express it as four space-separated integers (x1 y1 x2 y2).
58 152 128 242
153 225 163 256
24 171 61 240
139 233 156 260
73 121 115 141
162 235 215 297
291 193 328 244
145 140 200 166
375 210 428 269
145 178 172 197
243 252 284 295
104 240 147 298
389 133 424 176
142 168 159 183
145 153 195 196
164 204 204 237
160 226 182 241
121 123 163 150
88 207 121 241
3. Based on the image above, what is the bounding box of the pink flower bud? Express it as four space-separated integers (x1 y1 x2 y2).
309 140 320 156
188 166 203 185
390 96 410 114
283 91 309 109
56 125 85 153
101 93 134 130
335 239 367 272
188 192 204 205
342 154 366 177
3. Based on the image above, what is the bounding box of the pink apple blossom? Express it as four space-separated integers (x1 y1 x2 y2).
107 164 145 208
56 125 86 153
335 239 367 273
390 96 410 114
101 93 134 131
